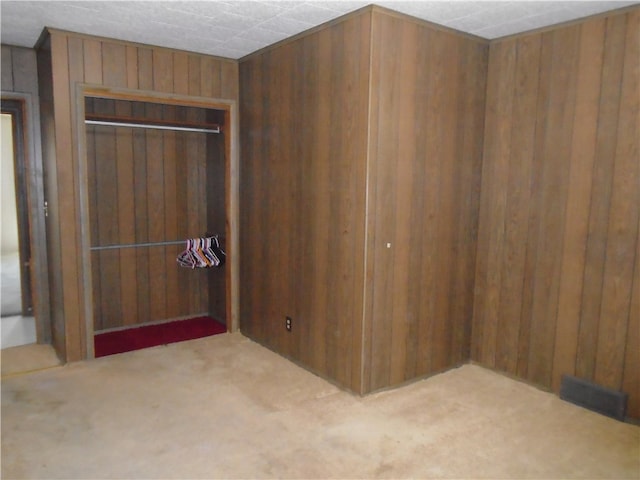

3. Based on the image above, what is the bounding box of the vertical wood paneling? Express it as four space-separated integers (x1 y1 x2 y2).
575 13 627 381
2 45 14 90
452 40 487 364
11 47 40 95
397 23 426 379
185 110 206 315
478 39 516 369
145 107 167 321
82 39 102 84
125 46 138 89
369 14 402 389
188 55 201 96
239 11 371 392
132 101 150 324
173 106 189 318
196 112 209 313
594 11 638 391
527 26 580 387
431 33 462 374
137 48 153 90
220 61 239 100
238 53 264 341
102 42 127 87
162 108 179 320
288 39 305 364
38 38 66 355
333 16 369 389
307 29 330 382
494 34 540 375
366 12 487 392
551 19 605 391
51 33 84 360
473 8 639 418
173 52 189 96
66 36 89 357
269 42 292 357
114 100 137 326
623 239 640 419
200 57 219 98
619 10 639 418
206 132 227 322
152 49 173 93
86 116 102 329
93 100 122 330
413 28 437 379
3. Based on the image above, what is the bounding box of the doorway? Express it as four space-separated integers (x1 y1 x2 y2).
1 102 35 348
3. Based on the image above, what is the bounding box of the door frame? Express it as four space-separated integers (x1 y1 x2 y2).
75 84 239 359
1 93 52 343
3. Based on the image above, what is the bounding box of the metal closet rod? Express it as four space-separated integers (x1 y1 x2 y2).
85 119 220 134
90 235 225 251
90 240 186 251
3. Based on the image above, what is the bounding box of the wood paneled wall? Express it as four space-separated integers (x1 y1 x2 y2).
2 45 39 94
37 30 238 360
240 7 487 394
364 11 488 392
206 122 228 322
240 11 371 392
2 45 51 345
472 8 639 417
84 98 226 331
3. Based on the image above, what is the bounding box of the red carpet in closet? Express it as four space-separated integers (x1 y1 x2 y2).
94 316 227 358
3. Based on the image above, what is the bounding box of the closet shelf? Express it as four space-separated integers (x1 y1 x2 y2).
85 113 221 134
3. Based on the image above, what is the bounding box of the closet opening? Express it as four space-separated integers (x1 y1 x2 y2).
82 94 232 357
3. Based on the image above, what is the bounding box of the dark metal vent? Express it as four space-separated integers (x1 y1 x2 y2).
560 375 628 421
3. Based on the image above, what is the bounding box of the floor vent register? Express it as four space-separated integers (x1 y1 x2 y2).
560 374 628 421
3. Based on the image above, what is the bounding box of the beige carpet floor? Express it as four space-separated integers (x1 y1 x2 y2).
1 332 638 479
1 343 61 377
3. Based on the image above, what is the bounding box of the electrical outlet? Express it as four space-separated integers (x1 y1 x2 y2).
285 316 292 332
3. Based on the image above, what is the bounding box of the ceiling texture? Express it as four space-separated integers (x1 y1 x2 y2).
1 1 637 60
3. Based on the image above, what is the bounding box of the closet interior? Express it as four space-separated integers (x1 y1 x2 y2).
84 96 227 339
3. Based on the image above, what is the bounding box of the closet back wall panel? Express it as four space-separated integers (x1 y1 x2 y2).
38 30 238 360
85 99 212 330
473 8 639 418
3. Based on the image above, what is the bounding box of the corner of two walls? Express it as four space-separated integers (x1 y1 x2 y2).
238 4 639 416
364 9 489 393
239 7 490 395
472 7 639 419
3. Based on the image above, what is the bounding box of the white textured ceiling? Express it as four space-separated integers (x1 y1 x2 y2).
1 1 637 59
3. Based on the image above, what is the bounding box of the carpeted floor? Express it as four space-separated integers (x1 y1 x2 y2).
1 343 61 377
1 332 638 479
